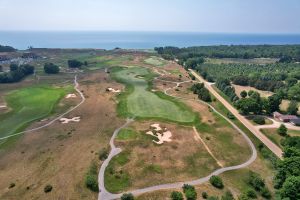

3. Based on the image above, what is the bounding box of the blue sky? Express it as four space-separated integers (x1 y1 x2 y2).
0 0 300 33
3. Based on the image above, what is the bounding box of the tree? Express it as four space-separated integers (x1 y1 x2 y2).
209 175 224 189
240 90 247 98
121 193 134 200
253 116 265 125
279 176 300 200
274 156 300 188
265 94 282 114
68 59 83 68
287 100 299 115
277 124 288 137
182 184 197 200
288 83 300 101
44 63 60 74
171 191 183 200
235 98 260 115
283 147 300 158
286 77 298 87
10 64 18 71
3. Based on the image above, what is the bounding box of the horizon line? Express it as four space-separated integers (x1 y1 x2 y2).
1 30 300 35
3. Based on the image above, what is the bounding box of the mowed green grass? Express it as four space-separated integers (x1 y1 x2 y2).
144 56 166 67
112 67 196 123
0 86 68 141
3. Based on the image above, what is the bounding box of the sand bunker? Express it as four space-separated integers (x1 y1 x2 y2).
66 93 77 98
106 87 121 93
146 124 172 144
0 105 6 109
60 117 81 124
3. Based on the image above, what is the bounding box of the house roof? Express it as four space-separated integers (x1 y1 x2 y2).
280 115 298 120
290 118 300 124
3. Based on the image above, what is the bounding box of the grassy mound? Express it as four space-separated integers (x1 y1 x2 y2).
144 56 166 66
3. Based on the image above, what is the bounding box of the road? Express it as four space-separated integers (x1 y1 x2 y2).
189 69 283 159
98 77 257 200
0 75 85 141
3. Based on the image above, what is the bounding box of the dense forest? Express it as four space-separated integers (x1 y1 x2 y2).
0 45 16 52
274 136 300 199
155 45 300 61
156 45 300 102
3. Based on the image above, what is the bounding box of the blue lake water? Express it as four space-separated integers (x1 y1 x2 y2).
1 31 300 50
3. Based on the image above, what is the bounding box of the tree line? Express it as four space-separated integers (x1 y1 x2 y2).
0 64 34 83
155 45 300 61
0 45 16 52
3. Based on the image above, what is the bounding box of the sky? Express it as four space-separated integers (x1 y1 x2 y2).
0 0 300 33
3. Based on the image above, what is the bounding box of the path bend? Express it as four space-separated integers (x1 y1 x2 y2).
98 75 257 200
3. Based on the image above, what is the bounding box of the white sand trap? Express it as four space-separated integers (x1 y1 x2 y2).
60 117 81 124
106 87 121 93
150 123 162 131
66 93 77 98
146 124 172 144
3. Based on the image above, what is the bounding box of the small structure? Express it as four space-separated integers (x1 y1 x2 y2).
290 119 300 126
273 112 298 122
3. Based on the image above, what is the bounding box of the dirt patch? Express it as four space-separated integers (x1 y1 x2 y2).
233 84 274 98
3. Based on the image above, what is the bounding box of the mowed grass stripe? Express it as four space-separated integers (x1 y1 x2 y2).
112 67 196 123
0 86 68 139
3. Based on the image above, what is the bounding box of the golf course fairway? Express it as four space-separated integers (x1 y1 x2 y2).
0 86 68 143
113 67 196 123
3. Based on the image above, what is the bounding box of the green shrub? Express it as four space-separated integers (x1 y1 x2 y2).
261 187 271 199
44 63 60 74
202 191 208 199
85 162 99 192
121 193 134 200
253 116 265 125
182 184 197 200
99 148 109 161
171 191 184 200
209 175 224 189
8 183 15 189
247 171 265 191
277 124 288 136
85 174 98 192
44 184 53 193
245 188 257 198
227 112 235 119
221 190 234 200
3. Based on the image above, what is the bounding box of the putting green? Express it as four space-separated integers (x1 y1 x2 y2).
144 57 166 67
0 86 68 140
113 67 196 123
